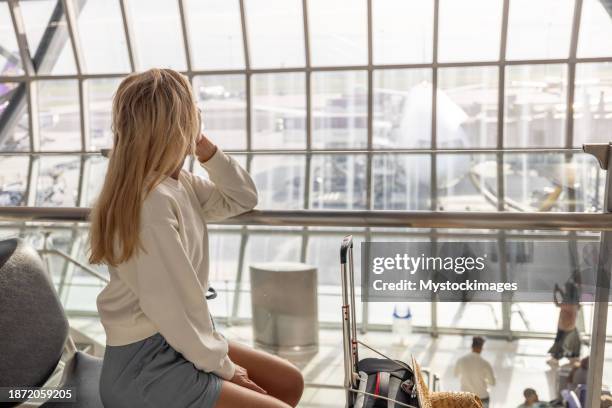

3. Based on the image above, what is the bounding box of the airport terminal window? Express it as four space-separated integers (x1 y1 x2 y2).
506 0 575 60
251 154 306 210
573 63 612 147
37 80 80 151
251 72 306 149
74 0 130 74
128 0 187 71
372 69 432 149
372 0 433 65
35 155 80 207
0 82 29 152
504 64 568 148
578 0 612 58
0 3 23 75
311 70 368 149
437 67 498 148
194 74 247 150
87 78 123 151
245 0 305 69
307 0 367 67
0 155 28 206
309 154 367 210
185 0 245 70
438 0 503 63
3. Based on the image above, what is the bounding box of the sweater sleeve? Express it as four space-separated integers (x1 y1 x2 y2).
133 221 236 380
188 148 258 222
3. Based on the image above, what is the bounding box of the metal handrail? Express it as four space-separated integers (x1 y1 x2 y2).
2 206 612 231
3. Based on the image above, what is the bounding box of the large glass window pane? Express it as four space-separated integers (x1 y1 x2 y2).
251 73 306 149
0 82 29 151
506 0 574 60
0 2 23 75
36 155 80 206
578 0 612 58
194 75 246 150
437 67 498 148
373 69 432 149
372 154 431 210
505 64 567 148
438 0 503 63
372 0 433 64
87 78 122 150
312 71 367 149
38 80 80 151
21 0 77 75
245 0 304 69
310 154 367 209
128 0 186 71
83 156 108 207
574 63 612 147
504 152 602 212
185 0 244 70
437 153 498 211
308 0 367 67
251 155 305 210
0 156 28 206
74 0 130 74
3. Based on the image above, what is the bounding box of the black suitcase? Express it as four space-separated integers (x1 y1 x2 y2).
340 235 422 408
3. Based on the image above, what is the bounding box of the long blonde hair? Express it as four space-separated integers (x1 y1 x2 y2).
88 68 200 266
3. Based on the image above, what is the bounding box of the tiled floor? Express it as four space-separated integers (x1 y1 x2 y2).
70 318 612 408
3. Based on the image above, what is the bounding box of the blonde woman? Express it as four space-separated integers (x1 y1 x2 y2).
89 69 303 408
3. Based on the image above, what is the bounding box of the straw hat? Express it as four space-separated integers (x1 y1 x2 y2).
412 356 483 408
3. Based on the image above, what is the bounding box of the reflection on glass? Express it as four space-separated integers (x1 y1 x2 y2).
505 64 567 147
36 155 80 206
437 67 498 148
38 80 80 151
372 154 430 210
75 0 130 74
308 0 367 66
251 73 306 149
578 0 612 58
437 154 497 211
245 0 304 69
194 75 247 150
438 0 502 62
128 0 186 71
310 154 367 209
504 153 603 212
185 0 244 70
87 78 122 150
311 71 367 149
0 2 23 75
0 156 28 206
251 155 305 210
574 63 612 146
372 0 433 64
373 69 432 148
506 0 574 60
83 156 108 207
0 82 29 151
21 0 76 75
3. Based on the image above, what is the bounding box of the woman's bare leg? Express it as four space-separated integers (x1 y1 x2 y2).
228 341 304 407
215 380 291 408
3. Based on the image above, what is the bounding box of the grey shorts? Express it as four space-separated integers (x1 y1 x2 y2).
99 333 223 408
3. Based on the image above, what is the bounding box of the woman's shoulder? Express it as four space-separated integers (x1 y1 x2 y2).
141 182 182 225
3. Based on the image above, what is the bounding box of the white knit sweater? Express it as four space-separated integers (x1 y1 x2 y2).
96 149 258 380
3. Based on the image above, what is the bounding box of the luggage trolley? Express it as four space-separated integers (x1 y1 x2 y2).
340 235 425 408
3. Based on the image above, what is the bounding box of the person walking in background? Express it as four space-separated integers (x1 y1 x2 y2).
454 336 496 407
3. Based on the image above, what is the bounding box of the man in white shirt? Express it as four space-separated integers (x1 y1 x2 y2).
454 336 496 407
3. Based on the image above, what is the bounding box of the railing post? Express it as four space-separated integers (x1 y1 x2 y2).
583 143 612 408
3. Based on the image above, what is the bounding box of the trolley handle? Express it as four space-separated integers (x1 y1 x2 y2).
340 235 353 264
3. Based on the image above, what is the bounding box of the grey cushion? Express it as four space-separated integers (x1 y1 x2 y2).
42 351 103 408
0 238 68 392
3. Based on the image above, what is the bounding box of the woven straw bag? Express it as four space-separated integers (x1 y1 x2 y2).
412 357 483 408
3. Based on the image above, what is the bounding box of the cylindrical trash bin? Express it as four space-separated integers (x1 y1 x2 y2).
250 262 318 355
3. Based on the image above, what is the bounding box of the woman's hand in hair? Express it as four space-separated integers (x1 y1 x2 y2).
196 134 218 163
230 364 267 394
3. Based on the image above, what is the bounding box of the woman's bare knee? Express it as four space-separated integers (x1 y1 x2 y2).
275 362 304 407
